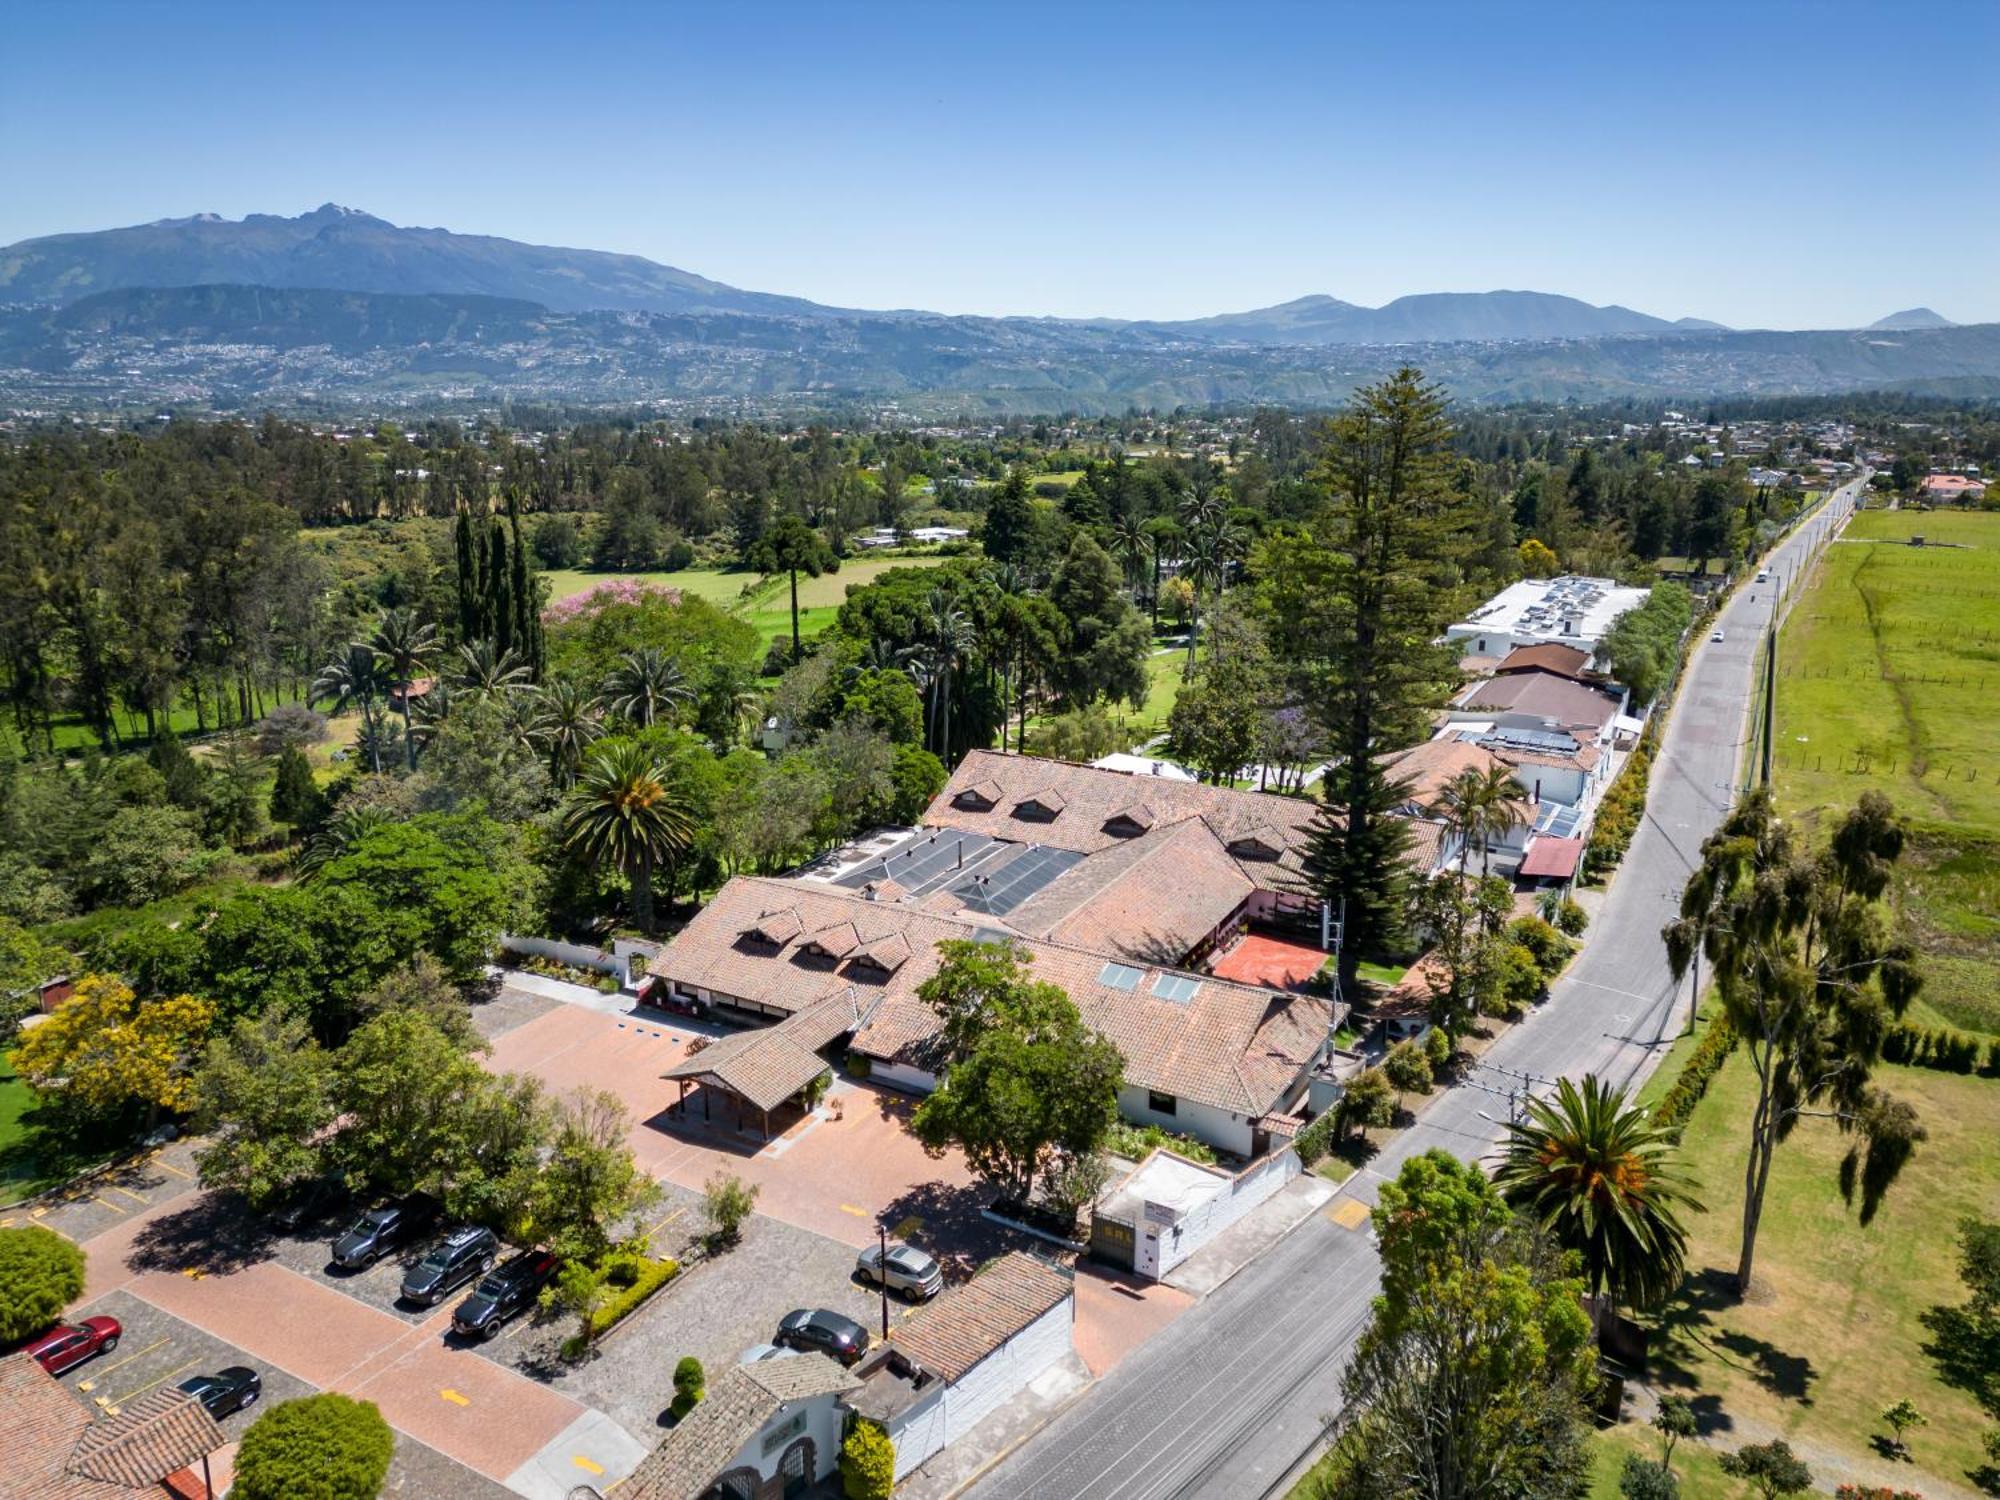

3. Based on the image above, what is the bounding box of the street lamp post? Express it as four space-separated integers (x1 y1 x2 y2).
878 1223 891 1339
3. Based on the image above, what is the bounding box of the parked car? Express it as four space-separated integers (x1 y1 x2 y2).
1383 1016 1431 1046
28 1317 121 1376
775 1308 870 1366
176 1366 261 1418
400 1225 500 1306
269 1174 348 1233
330 1198 433 1270
452 1250 559 1340
737 1342 801 1364
855 1242 944 1302
1711 628 1726 643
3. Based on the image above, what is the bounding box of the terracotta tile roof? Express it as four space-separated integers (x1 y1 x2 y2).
892 1252 1074 1383
925 750 1322 893
660 989 872 1112
68 1390 224 1489
621 1354 860 1500
1494 642 1593 680
659 877 1334 1117
1004 818 1254 965
0 1355 223 1500
1378 739 1507 809
1457 672 1622 731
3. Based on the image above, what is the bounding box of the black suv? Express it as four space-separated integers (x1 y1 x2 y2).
177 1366 261 1419
400 1225 500 1306
330 1198 433 1270
452 1250 559 1340
775 1308 870 1366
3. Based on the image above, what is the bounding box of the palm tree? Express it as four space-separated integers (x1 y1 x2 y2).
912 588 975 762
450 639 532 696
369 608 438 772
1494 1074 1703 1332
1431 764 1531 880
1110 512 1149 594
312 642 390 774
294 804 394 880
560 739 694 933
601 647 692 728
530 678 603 787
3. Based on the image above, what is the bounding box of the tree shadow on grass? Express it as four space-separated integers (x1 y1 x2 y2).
1649 1266 1818 1405
124 1190 280 1277
1917 1299 1998 1415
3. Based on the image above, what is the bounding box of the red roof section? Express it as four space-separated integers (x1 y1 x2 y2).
1517 836 1584 879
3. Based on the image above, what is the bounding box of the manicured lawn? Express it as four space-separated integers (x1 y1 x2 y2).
1773 509 2000 1041
1589 1425 1735 1500
541 565 756 606
0 1062 117 1202
1646 1050 1998 1493
1354 960 1408 989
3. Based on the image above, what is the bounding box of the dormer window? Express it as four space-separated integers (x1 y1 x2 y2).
740 908 803 947
848 932 911 978
953 779 1003 811
1012 789 1066 822
1102 801 1154 837
1226 825 1285 862
798 922 859 961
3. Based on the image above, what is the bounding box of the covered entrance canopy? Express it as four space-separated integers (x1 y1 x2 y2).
660 988 875 1139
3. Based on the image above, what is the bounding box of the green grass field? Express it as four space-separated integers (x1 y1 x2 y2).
1646 1051 1997 1492
1773 507 2000 1038
1589 1426 1735 1500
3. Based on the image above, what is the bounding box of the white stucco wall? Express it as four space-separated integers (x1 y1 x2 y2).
886 1296 1075 1480
869 1061 938 1096
1116 1086 1256 1157
1149 1149 1299 1276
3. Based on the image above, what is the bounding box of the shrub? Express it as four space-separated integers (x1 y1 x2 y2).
841 1417 897 1500
1620 1454 1680 1500
703 1171 759 1246
1294 1108 1340 1167
1587 739 1656 871
1551 898 1589 936
1882 1022 1995 1080
1423 1025 1454 1072
1382 1040 1433 1098
1507 916 1571 976
1105 1119 1218 1165
1654 1016 1738 1140
1487 942 1544 1017
0 1226 87 1342
670 1355 705 1418
561 1256 678 1357
844 1051 872 1079
233 1393 395 1500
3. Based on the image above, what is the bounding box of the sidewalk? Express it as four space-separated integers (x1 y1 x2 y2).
894 1353 1094 1500
1166 1170 1338 1298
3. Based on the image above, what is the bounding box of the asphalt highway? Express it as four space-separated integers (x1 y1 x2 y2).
972 475 1866 1500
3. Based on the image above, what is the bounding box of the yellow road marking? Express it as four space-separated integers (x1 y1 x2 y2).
155 1160 193 1179
88 1338 169 1381
838 1203 868 1218
572 1456 605 1475
109 1358 200 1407
30 1206 48 1218
91 1195 128 1214
645 1206 686 1238
441 1388 469 1406
1327 1198 1371 1230
182 1267 207 1280
104 1405 121 1416
0 1216 15 1228
111 1185 149 1204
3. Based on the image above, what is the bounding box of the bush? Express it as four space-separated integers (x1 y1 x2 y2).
670 1355 705 1418
1551 898 1589 936
1383 1040 1433 1097
1507 916 1572 977
844 1051 872 1078
1620 1454 1680 1500
233 1393 395 1500
704 1171 759 1246
1105 1119 1218 1165
1655 1017 1739 1140
562 1256 678 1356
0 1226 87 1342
1587 737 1656 872
1423 1025 1454 1072
1486 942 1544 1017
1294 1108 1340 1168
841 1417 897 1500
1882 1022 1992 1079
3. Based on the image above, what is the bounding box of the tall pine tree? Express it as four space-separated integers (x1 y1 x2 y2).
1258 369 1480 993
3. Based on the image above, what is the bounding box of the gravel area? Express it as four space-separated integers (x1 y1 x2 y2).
470 984 563 1042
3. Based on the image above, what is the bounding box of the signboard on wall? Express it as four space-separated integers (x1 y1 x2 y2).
1142 1200 1182 1227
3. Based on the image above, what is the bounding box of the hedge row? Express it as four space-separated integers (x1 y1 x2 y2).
1585 733 1655 871
561 1255 680 1358
1653 1016 1738 1140
1882 1023 2000 1077
1294 1108 1341 1168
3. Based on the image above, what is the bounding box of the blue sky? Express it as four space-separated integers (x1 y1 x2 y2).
5 1 1994 328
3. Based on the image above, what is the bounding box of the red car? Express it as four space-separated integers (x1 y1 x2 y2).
28 1316 122 1376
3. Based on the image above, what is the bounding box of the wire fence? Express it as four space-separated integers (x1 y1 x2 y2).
1768 749 1983 780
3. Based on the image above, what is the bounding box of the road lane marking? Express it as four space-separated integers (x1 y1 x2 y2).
109 1358 201 1406
87 1338 169 1381
440 1388 470 1406
573 1456 605 1475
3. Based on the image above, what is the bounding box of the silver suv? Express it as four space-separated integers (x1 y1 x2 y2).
855 1242 944 1301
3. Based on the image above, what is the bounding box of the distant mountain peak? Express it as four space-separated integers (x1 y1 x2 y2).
1868 307 1954 330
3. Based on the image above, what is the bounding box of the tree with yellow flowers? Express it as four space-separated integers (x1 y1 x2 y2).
13 975 215 1128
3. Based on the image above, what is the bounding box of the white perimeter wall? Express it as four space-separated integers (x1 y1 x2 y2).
888 1296 1076 1479
1147 1149 1301 1278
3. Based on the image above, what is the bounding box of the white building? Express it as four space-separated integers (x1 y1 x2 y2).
1088 1147 1301 1280
618 1353 859 1500
1446 575 1651 658
852 1252 1076 1481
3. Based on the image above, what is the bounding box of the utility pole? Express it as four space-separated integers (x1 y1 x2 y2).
1760 568 1781 788
877 1223 891 1339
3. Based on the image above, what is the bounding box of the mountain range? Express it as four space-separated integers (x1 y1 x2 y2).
0 207 1985 413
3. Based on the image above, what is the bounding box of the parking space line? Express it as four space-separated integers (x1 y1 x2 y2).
573 1456 605 1475
91 1194 129 1214
83 1337 170 1382
154 1159 193 1179
110 1185 150 1204
108 1358 201 1407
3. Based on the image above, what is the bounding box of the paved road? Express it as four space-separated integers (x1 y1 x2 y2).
973 477 1867 1500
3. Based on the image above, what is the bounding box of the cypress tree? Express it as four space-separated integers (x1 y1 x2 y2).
507 492 536 679
488 520 513 658
454 509 479 644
